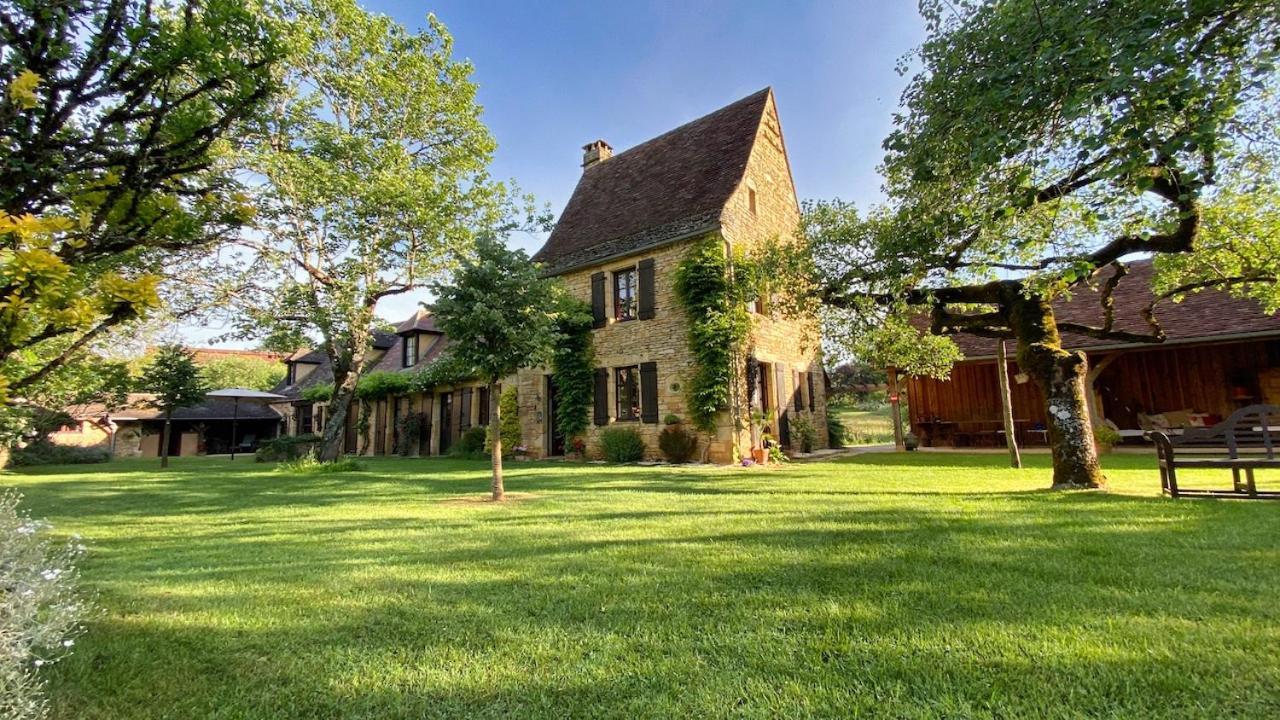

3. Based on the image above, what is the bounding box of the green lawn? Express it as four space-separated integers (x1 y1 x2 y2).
5 454 1279 719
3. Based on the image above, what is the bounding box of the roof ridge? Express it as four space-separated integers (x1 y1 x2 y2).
590 87 771 168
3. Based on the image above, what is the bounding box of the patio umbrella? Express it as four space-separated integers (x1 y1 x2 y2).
206 388 286 460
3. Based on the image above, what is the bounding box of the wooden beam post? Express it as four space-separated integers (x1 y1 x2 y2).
996 341 1022 469
888 367 905 451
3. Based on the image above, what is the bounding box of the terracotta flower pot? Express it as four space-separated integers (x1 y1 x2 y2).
751 448 767 464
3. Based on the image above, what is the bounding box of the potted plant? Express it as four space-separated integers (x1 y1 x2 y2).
904 431 919 451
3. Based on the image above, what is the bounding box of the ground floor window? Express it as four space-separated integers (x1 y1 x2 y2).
298 403 314 435
615 366 640 421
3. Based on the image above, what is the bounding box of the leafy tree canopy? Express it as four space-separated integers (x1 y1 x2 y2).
198 355 284 392
224 0 541 461
0 0 279 399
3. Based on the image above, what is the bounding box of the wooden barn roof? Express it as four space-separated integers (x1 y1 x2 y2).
532 88 770 274
943 260 1280 361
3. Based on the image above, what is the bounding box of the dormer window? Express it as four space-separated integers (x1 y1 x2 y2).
286 362 296 385
613 267 638 322
402 334 419 368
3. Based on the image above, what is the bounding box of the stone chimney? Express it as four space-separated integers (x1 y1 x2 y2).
581 139 613 169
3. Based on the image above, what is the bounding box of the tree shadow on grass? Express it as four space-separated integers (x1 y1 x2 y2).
46 496 1280 719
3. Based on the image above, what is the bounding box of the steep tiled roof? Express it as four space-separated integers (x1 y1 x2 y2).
942 260 1280 360
272 331 398 400
395 308 441 335
532 88 770 274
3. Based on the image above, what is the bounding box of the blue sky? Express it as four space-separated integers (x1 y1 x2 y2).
184 1 926 344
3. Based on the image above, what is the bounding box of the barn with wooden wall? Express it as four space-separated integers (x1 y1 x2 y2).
904 262 1280 447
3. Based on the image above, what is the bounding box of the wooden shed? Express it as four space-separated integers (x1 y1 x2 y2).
906 262 1280 447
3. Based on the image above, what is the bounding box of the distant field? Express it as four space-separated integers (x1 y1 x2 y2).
829 402 897 445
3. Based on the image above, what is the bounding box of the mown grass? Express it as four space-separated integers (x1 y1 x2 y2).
5 453 1279 719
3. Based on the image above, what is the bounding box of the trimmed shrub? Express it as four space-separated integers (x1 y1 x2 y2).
9 442 110 467
598 427 646 463
1 491 89 720
658 425 698 463
790 414 819 453
276 453 364 474
254 434 321 462
450 426 488 459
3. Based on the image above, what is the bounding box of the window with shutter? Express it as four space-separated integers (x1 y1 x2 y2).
590 272 606 328
638 259 656 320
794 371 804 412
807 371 816 412
640 362 658 423
478 386 490 427
613 267 638 321
593 368 609 425
615 366 640 421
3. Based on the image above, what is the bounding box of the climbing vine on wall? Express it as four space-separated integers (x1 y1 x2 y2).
551 298 594 439
674 236 756 433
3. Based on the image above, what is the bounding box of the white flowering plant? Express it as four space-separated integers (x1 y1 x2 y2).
1 491 90 720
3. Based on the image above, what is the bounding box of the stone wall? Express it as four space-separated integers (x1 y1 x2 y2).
718 91 829 455
517 239 720 460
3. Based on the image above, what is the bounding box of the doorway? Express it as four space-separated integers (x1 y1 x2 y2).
547 375 565 456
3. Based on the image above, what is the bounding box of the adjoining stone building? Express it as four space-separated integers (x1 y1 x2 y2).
273 88 827 463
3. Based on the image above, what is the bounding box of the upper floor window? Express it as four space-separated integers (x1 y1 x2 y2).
613 267 638 321
615 366 640 421
748 187 757 215
402 334 418 368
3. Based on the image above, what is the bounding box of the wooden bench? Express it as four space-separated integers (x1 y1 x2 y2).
1152 404 1280 499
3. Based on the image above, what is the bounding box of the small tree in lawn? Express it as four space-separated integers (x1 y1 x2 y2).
430 237 559 501
141 345 209 468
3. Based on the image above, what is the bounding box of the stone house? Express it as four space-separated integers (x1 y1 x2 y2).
274 88 827 463
516 87 827 462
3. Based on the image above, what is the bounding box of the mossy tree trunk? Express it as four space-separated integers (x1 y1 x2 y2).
1007 293 1105 489
320 352 362 462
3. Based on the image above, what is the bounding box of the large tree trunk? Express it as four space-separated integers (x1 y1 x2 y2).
159 410 172 469
320 360 361 462
488 379 504 501
1008 294 1105 489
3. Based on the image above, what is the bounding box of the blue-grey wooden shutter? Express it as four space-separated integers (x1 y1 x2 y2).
593 368 609 425
637 259 656 320
640 362 658 423
591 273 606 328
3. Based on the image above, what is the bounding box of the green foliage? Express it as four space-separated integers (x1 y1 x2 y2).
789 414 819 454
301 384 333 402
499 386 521 446
406 355 474 394
254 434 321 462
663 414 681 426
450 426 488 459
276 453 363 474
353 372 412 401
1093 423 1120 452
826 412 848 448
139 346 209 416
199 356 285 392
0 0 278 398
597 427 647 463
395 413 425 456
673 236 753 433
551 298 594 441
657 425 698 464
9 442 110 467
430 236 561 386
